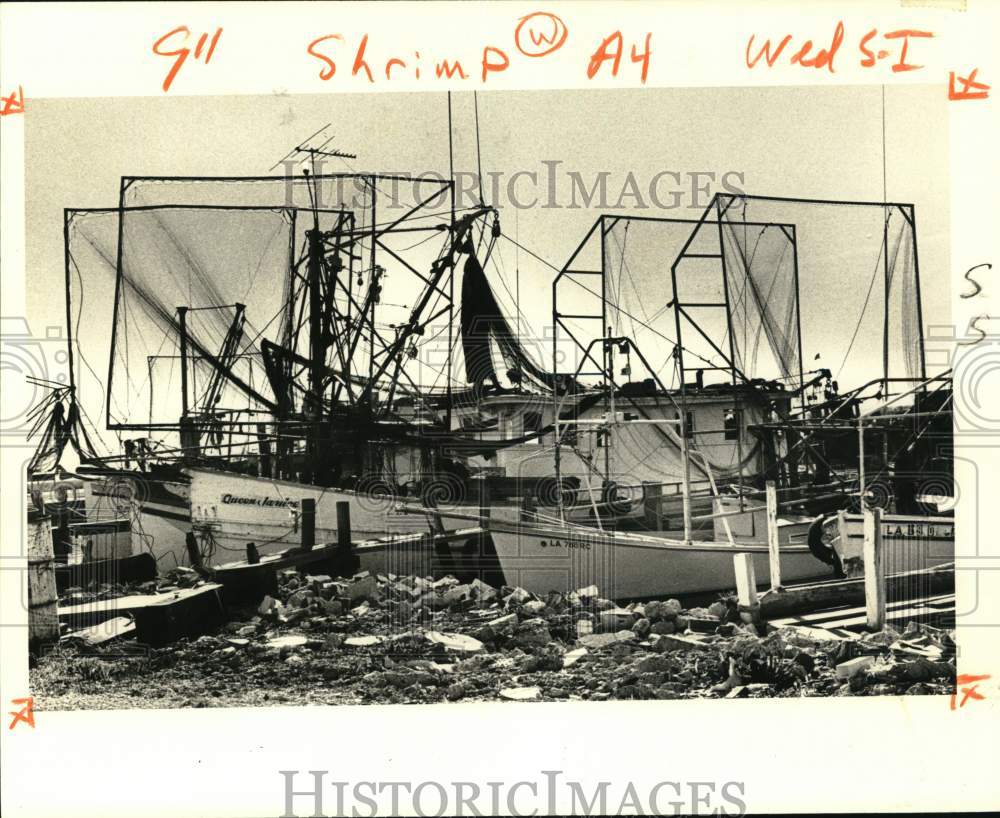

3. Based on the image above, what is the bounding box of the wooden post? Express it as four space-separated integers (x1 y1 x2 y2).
733 552 758 607
332 500 359 578
478 480 492 521
300 498 316 551
863 506 886 631
185 531 203 570
733 552 760 627
643 481 662 530
53 503 71 565
680 414 693 543
857 418 866 507
336 501 351 548
27 513 59 646
765 480 782 590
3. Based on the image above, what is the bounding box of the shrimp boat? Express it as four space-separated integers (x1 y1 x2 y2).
462 193 954 597
28 160 525 569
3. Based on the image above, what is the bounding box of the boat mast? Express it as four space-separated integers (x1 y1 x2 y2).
302 163 330 482
178 305 190 418
446 92 456 433
676 344 692 542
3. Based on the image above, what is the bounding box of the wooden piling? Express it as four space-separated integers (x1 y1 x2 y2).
336 501 351 547
334 501 359 577
478 480 492 521
765 481 782 590
643 481 662 530
185 531 203 570
300 497 316 551
863 506 886 631
27 513 59 647
733 552 760 626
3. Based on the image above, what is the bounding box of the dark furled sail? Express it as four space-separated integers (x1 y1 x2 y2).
460 250 567 391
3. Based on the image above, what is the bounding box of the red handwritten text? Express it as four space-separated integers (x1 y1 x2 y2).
745 23 989 102
153 26 222 93
858 29 935 72
587 32 652 83
307 13 647 85
746 21 844 73
514 11 569 58
880 29 934 72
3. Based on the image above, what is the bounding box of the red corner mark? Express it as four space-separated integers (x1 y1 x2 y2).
0 86 25 116
949 68 990 101
951 674 990 710
8 697 34 730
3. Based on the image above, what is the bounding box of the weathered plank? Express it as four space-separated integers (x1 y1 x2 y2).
55 553 157 593
754 562 953 619
58 583 224 634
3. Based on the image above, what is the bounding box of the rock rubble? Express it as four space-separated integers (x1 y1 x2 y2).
31 569 957 709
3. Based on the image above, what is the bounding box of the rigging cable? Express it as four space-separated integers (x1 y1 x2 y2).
474 91 485 205
499 231 725 373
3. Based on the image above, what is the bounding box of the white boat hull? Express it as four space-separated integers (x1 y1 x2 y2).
487 521 834 598
821 512 954 576
186 467 441 564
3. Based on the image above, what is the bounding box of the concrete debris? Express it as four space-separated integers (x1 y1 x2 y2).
511 618 551 649
470 578 498 603
424 631 484 653
443 584 473 605
480 613 517 639
598 607 635 632
578 630 636 649
835 655 875 680
653 633 714 653
504 587 533 607
344 635 384 647
266 634 309 650
499 686 542 701
31 572 958 708
63 616 135 647
258 596 280 615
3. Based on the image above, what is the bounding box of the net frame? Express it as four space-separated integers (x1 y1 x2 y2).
99 172 455 431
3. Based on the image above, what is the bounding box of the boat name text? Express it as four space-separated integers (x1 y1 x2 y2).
221 493 300 509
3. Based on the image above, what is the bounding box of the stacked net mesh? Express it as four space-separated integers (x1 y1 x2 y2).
715 195 923 393
554 196 925 397
66 173 459 437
